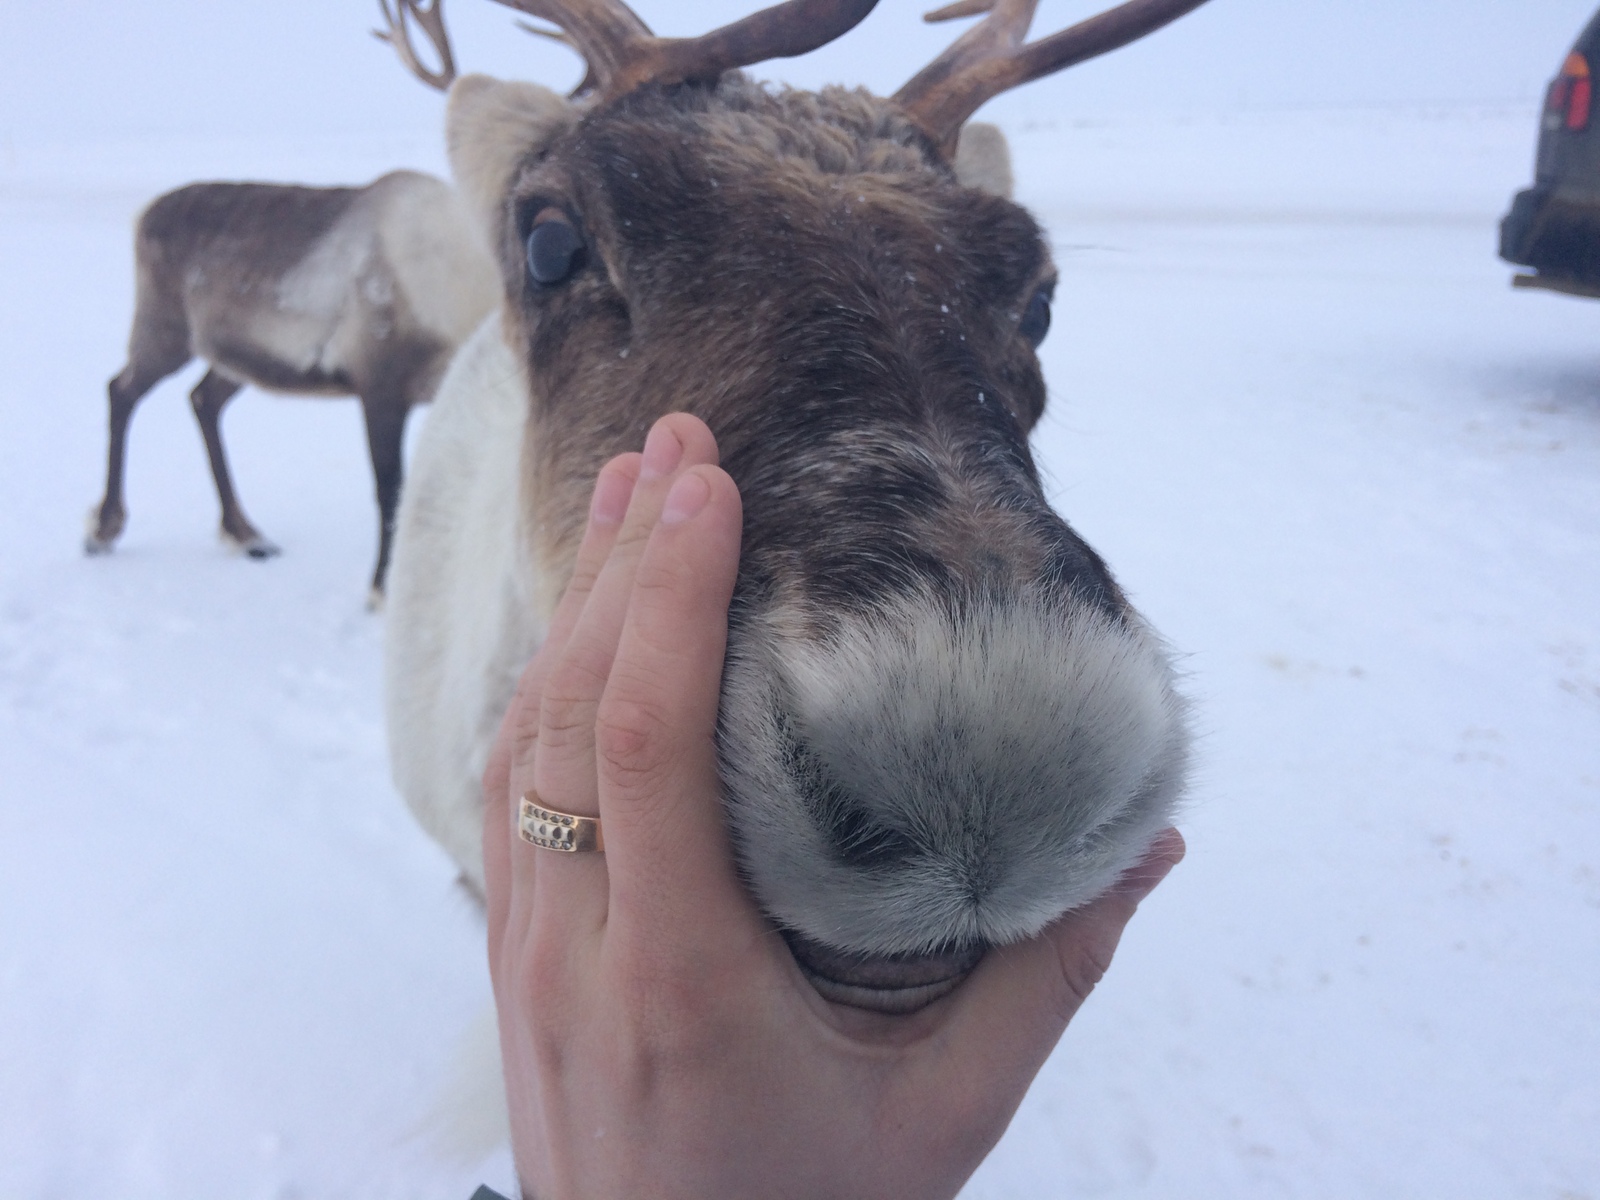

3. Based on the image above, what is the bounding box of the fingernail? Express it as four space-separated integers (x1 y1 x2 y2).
660 471 711 527
639 423 684 481
589 466 635 526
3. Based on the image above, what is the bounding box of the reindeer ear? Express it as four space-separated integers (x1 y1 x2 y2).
446 74 576 250
952 121 1014 199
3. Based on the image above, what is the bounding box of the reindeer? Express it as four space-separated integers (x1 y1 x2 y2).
86 0 499 603
385 0 1206 1015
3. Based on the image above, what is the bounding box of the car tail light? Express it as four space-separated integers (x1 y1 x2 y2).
1546 51 1591 131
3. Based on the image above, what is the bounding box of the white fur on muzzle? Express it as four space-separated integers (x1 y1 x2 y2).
719 589 1188 958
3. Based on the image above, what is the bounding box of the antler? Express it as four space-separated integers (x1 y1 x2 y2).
894 0 1210 152
489 0 879 106
375 0 458 92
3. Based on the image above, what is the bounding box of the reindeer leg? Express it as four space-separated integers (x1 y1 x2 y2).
359 390 410 610
190 368 279 559
87 354 186 555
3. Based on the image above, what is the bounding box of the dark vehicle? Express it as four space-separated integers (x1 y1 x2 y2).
1502 8 1600 298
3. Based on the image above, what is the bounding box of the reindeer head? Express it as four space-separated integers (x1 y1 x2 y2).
386 0 1203 1011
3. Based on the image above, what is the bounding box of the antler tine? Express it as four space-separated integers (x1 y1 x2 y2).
515 18 601 97
490 0 878 106
375 0 458 92
515 17 576 49
925 0 1005 23
648 0 880 91
895 0 1211 152
489 0 653 99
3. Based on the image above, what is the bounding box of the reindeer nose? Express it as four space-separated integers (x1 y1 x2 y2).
1038 520 1126 617
717 586 1186 959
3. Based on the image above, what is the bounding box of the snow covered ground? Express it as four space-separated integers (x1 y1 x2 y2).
2 68 1597 1200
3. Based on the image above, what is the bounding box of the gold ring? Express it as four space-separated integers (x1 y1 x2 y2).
519 796 605 854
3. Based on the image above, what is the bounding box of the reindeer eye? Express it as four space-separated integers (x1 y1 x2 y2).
1018 285 1052 347
526 210 587 287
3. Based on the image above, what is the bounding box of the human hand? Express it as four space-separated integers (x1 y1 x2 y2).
481 412 1185 1200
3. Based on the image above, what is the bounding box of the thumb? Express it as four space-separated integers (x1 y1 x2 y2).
1036 827 1187 1012
933 828 1187 1093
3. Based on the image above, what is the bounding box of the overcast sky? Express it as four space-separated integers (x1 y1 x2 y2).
1 0 1596 145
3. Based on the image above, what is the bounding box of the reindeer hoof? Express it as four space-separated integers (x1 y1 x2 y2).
366 586 386 613
85 505 124 554
221 528 282 559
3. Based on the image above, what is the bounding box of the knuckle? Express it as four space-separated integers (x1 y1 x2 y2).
508 672 545 745
536 697 590 751
539 649 613 737
614 965 729 1059
594 691 678 794
523 926 570 992
628 553 691 611
1054 926 1122 1017
611 512 658 555
546 641 614 702
562 556 602 602
507 957 568 1064
621 569 715 668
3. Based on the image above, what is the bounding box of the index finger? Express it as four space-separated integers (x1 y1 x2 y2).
590 464 754 950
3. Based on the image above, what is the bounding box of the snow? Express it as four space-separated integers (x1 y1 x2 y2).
976 104 1600 1198
3 3 1599 1197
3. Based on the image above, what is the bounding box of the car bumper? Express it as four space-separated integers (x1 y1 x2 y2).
1501 184 1600 285
1500 186 1551 267
1511 271 1600 299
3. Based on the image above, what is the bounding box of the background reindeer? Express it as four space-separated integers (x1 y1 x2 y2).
86 0 498 603
385 0 1206 1015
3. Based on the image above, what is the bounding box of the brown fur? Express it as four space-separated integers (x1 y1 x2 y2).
492 77 1177 957
88 170 498 598
387 70 1187 1002
494 80 1109 626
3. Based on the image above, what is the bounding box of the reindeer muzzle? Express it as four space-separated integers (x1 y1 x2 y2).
783 930 985 1014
